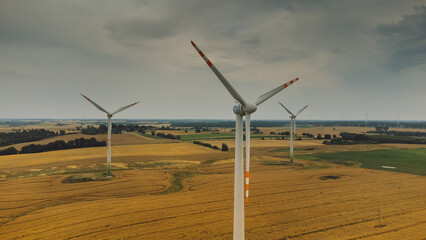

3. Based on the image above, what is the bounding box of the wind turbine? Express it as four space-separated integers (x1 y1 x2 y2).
365 113 368 126
81 94 139 177
191 41 299 240
397 112 400 126
278 102 308 165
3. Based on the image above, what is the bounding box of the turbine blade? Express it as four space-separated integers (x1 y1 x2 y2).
245 114 251 203
278 101 295 117
255 78 299 106
295 105 309 117
112 101 139 115
81 94 110 115
191 41 247 106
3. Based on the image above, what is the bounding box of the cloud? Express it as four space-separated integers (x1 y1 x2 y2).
0 0 425 120
373 5 426 70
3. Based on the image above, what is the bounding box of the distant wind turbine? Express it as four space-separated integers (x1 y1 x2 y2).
397 112 400 126
81 94 139 177
278 102 308 165
365 113 368 126
191 41 299 240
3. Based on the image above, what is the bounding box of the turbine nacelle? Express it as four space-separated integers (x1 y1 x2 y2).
243 103 257 114
233 103 257 116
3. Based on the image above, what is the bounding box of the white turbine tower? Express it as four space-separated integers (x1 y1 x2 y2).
191 41 299 240
278 102 308 165
81 94 139 177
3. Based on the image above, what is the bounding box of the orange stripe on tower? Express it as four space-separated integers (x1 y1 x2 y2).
245 172 249 178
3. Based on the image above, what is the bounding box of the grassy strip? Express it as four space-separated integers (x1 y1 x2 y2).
139 133 164 139
0 161 189 181
302 163 329 170
0 167 107 181
261 160 328 170
62 172 114 183
127 162 173 169
179 133 234 141
319 175 341 180
261 161 303 166
155 171 199 195
270 147 315 153
298 148 426 176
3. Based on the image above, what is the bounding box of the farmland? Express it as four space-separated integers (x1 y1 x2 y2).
299 148 426 176
0 124 425 239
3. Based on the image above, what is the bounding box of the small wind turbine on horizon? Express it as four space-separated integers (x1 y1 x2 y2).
278 101 308 165
81 94 139 177
191 40 299 240
365 113 368 126
397 112 400 126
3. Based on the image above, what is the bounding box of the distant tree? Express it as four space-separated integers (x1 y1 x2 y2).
151 131 155 136
0 147 18 155
333 135 337 139
177 135 181 140
324 134 331 139
383 126 389 132
316 134 323 140
195 129 201 133
60 130 66 135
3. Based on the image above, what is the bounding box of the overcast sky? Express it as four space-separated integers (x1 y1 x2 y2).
1 0 425 121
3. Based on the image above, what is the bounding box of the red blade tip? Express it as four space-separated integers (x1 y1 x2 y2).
191 41 196 47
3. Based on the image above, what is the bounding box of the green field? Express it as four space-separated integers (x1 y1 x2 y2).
299 148 426 176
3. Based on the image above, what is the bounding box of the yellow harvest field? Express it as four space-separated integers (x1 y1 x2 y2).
0 127 425 239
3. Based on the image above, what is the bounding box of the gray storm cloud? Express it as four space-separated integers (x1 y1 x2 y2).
373 6 426 70
0 0 425 120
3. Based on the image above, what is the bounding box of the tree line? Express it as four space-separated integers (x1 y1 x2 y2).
193 141 228 151
322 132 426 145
81 124 181 135
154 132 181 140
0 137 106 156
0 129 59 147
81 124 158 135
367 130 426 137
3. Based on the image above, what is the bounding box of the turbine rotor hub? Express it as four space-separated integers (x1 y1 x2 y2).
243 103 257 114
233 103 257 115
